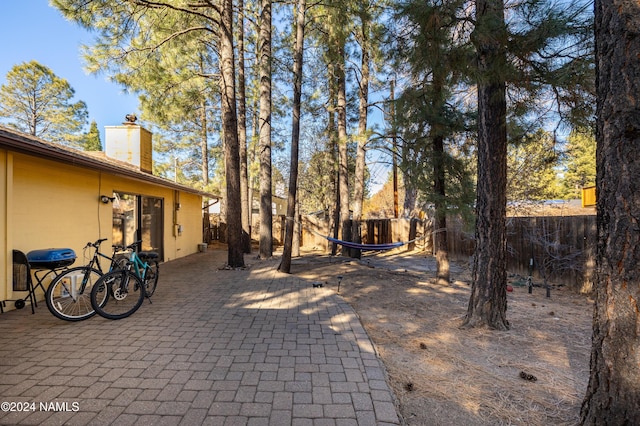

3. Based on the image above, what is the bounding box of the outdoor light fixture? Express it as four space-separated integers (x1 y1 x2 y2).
100 195 116 204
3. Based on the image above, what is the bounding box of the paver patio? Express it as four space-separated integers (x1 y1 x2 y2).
0 249 401 425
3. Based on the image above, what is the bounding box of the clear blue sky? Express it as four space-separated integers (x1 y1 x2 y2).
0 0 139 141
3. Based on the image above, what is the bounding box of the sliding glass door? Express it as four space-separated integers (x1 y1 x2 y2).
112 192 164 260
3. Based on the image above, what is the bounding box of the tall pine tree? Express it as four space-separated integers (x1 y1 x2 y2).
83 120 102 151
0 60 88 146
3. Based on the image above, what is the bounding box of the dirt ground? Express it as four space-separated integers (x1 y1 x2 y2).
289 248 593 426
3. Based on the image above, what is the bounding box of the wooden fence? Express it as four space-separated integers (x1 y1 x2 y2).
300 217 429 252
208 212 595 292
300 214 596 292
447 215 597 291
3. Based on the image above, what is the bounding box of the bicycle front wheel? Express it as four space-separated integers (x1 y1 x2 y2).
143 260 159 297
46 266 102 321
91 269 145 320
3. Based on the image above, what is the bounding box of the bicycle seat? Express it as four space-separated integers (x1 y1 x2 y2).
138 251 159 261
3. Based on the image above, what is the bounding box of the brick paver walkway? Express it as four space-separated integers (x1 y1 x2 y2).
0 249 401 425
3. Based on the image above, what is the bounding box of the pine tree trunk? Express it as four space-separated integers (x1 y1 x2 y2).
199 94 210 242
326 63 339 256
581 0 640 422
431 66 450 286
292 203 300 257
199 95 209 186
237 0 251 254
433 134 449 286
351 12 370 260
279 0 305 273
220 0 244 268
463 0 508 330
403 183 417 217
337 44 350 256
258 0 273 259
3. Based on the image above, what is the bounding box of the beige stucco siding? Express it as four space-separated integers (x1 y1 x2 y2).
166 190 203 261
13 153 106 253
3 151 204 307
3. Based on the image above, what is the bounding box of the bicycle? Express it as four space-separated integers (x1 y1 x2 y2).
45 239 128 321
90 241 159 320
120 240 160 297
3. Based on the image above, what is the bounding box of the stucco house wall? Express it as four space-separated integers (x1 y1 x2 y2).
0 126 217 310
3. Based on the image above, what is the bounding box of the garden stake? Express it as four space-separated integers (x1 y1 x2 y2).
528 258 534 294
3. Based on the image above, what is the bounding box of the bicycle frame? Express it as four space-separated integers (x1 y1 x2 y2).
80 239 123 271
76 239 127 293
127 251 152 282
89 240 159 319
119 240 158 299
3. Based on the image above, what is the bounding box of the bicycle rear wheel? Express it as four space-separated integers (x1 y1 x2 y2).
143 260 159 297
46 267 102 321
91 269 145 320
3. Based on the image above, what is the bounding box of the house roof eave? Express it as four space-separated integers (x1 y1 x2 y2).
0 126 219 200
